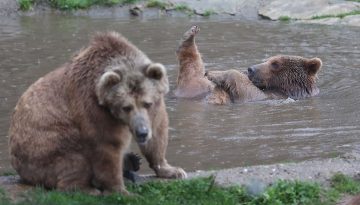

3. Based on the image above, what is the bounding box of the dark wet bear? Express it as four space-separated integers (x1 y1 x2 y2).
247 55 322 99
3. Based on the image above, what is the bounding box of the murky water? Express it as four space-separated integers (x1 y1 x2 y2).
0 14 359 174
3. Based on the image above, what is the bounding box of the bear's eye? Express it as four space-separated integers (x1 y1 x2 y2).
122 105 133 113
143 102 153 109
271 61 280 70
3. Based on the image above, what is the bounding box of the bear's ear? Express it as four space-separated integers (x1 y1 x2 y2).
144 63 166 80
305 58 322 75
144 63 169 93
96 71 122 105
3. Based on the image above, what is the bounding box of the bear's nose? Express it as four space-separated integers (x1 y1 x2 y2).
247 67 255 75
135 126 149 143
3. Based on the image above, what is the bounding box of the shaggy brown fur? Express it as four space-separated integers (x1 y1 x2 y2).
206 70 267 104
9 32 186 195
174 26 213 98
247 55 322 99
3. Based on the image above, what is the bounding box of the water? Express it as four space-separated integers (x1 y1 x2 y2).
0 14 359 174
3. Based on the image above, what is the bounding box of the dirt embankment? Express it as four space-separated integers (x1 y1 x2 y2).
2 0 360 26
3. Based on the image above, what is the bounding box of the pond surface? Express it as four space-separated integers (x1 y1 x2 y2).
0 14 359 174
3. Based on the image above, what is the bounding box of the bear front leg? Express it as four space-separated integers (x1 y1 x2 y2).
139 102 187 179
92 144 129 195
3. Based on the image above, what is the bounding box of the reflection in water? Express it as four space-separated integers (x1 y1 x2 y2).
0 15 359 173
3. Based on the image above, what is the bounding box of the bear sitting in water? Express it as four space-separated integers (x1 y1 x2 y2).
9 32 186 195
175 26 322 104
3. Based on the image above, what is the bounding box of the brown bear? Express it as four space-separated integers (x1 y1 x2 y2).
175 26 322 103
174 25 214 98
205 69 267 104
247 55 322 99
175 26 266 104
9 32 186 195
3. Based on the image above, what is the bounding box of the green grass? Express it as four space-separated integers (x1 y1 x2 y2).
331 173 360 194
1 171 17 176
346 0 360 2
311 10 360 19
18 0 33 10
146 0 170 10
174 3 191 12
278 16 291 21
18 0 140 10
202 9 216 17
2 174 360 205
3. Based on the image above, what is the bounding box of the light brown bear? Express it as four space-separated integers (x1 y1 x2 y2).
9 32 186 195
247 55 322 99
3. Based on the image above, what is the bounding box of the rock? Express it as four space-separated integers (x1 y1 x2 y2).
0 0 19 15
299 15 360 27
259 0 360 20
170 0 262 19
129 4 143 16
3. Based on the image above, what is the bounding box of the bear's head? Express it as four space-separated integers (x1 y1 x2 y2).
95 63 168 144
247 55 322 99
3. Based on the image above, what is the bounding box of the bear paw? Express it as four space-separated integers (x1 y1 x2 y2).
182 25 200 40
155 165 187 179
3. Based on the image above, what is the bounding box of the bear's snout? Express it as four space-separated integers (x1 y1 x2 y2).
132 115 151 144
247 66 256 76
135 125 149 143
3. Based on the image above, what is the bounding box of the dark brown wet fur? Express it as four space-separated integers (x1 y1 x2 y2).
206 69 267 104
174 26 213 98
248 55 322 99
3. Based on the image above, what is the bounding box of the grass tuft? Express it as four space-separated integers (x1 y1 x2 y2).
1 171 17 176
174 3 191 12
311 10 360 19
330 173 360 194
146 0 169 10
18 0 33 10
202 9 216 17
279 16 291 21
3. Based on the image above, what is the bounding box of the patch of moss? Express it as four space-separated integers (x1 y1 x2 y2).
278 16 291 21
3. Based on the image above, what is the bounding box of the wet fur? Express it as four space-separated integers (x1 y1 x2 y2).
175 26 266 104
248 55 322 99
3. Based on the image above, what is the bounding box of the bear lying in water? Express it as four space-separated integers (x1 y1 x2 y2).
174 26 322 104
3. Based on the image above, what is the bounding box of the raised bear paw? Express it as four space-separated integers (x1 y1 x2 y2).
182 25 200 41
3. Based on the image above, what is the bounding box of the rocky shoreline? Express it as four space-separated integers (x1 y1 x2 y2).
1 0 360 26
